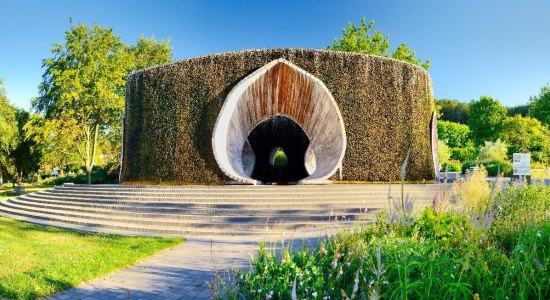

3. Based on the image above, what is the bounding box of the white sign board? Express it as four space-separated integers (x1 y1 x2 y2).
513 153 530 176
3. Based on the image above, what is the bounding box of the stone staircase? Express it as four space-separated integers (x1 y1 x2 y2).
0 184 442 240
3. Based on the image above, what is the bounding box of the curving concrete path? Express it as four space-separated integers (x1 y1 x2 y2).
47 236 320 300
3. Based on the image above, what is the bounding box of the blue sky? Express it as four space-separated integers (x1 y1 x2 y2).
1 0 549 110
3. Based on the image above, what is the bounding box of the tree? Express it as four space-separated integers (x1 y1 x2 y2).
328 18 430 70
437 120 471 149
438 140 451 165
500 115 550 162
528 84 550 127
391 42 431 70
436 99 469 124
130 36 173 70
35 24 133 184
34 24 173 184
10 109 43 183
507 104 529 117
0 79 18 185
478 139 508 162
468 96 507 146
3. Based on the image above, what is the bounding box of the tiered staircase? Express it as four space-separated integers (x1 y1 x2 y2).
0 184 442 239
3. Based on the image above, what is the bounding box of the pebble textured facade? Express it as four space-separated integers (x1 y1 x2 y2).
121 48 436 184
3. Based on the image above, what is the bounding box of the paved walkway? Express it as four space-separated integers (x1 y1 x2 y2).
48 236 320 300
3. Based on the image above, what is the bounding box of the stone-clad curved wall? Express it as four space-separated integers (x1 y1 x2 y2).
122 48 436 183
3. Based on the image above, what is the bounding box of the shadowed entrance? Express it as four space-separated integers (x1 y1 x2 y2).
247 115 310 183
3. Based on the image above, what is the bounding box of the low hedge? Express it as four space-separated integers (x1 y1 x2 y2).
462 160 513 176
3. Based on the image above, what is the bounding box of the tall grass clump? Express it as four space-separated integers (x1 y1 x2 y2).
212 168 549 299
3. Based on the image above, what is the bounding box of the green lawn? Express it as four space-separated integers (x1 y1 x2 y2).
0 184 54 201
0 217 183 299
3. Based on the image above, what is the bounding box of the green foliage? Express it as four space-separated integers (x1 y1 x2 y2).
130 35 173 70
491 184 550 251
328 18 430 70
9 109 43 182
479 139 508 161
216 205 549 299
391 42 431 70
34 24 173 184
437 120 471 149
435 99 469 124
0 79 18 182
271 149 288 168
451 142 477 162
441 161 461 172
123 49 435 183
468 96 508 146
507 104 529 117
500 115 550 162
528 84 550 127
0 217 182 299
438 140 451 165
461 160 512 176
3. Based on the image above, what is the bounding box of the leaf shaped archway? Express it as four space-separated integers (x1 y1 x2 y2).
212 58 347 184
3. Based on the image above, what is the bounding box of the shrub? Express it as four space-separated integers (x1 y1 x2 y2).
478 139 508 161
451 166 492 214
441 161 461 172
461 160 512 176
272 149 288 168
491 184 550 251
451 142 477 162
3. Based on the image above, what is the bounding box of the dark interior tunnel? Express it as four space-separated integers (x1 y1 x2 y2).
247 115 310 183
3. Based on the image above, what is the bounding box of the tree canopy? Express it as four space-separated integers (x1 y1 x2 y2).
436 99 469 124
32 24 173 183
0 79 18 183
468 96 507 146
528 84 550 127
500 115 550 162
328 18 430 70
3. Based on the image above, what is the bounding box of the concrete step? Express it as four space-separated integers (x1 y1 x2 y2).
7 197 379 222
0 205 363 238
0 184 440 239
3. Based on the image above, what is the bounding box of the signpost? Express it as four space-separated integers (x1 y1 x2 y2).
512 153 531 183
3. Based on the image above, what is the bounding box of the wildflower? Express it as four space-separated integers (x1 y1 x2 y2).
536 231 542 238
332 259 338 269
312 291 318 297
346 262 351 267
320 247 328 255
338 268 343 277
473 293 480 300
281 259 286 264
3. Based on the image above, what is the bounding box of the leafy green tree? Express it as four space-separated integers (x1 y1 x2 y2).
500 115 550 162
328 18 430 70
35 24 133 184
0 79 18 185
507 104 529 117
438 140 451 165
10 109 43 183
478 139 508 162
437 120 471 149
391 42 430 70
436 99 469 124
34 24 173 184
528 84 550 127
468 96 507 146
130 36 173 70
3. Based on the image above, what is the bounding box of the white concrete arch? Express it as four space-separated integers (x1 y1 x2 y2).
212 59 346 184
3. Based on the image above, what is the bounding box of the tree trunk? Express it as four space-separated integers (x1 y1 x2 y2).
86 167 92 185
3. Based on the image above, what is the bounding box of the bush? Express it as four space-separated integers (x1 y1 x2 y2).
491 184 550 251
215 207 549 299
41 164 119 185
441 161 461 172
272 149 288 168
461 160 512 176
451 143 477 162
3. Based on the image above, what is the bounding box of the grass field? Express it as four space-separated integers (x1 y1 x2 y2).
0 184 54 201
0 217 183 299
